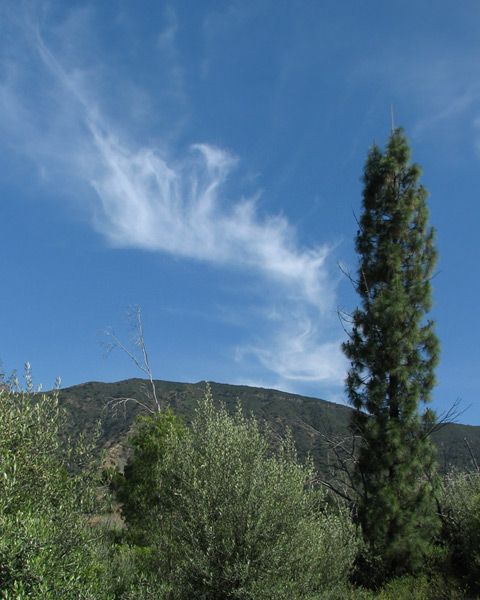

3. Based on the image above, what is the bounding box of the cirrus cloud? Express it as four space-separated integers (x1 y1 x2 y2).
0 3 346 393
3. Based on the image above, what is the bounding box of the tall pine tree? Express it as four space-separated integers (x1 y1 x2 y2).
343 128 440 579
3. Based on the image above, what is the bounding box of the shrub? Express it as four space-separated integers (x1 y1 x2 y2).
437 468 480 593
0 368 108 599
120 386 361 599
117 407 186 547
374 573 467 600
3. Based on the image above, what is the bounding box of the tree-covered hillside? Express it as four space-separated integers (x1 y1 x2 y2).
57 378 480 476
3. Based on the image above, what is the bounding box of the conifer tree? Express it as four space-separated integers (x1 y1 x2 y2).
343 128 440 578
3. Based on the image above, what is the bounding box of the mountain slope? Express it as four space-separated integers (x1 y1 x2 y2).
57 378 480 475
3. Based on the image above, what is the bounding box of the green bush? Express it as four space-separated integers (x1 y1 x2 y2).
374 573 467 600
0 368 108 599
120 386 361 599
438 468 480 593
117 407 186 547
103 542 171 599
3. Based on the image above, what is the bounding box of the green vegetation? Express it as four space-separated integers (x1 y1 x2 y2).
437 468 480 593
56 378 479 475
116 408 186 545
2 367 480 598
0 367 107 599
343 128 440 581
117 387 361 599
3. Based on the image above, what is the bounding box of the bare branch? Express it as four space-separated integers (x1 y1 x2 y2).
421 398 468 438
100 305 162 413
293 415 362 506
105 395 156 417
337 306 354 339
315 476 353 504
337 261 357 288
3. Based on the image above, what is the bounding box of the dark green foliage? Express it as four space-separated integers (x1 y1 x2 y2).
117 408 186 545
343 128 441 579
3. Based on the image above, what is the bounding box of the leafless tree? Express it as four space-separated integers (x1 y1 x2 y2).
101 305 162 414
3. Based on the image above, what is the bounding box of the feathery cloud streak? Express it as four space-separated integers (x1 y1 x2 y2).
90 130 334 311
0 6 345 389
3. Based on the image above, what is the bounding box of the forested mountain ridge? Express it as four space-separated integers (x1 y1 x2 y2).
57 378 480 475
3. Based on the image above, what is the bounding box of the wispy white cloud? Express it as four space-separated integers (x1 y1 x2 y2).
0 4 346 391
413 89 478 135
85 124 335 310
237 309 347 383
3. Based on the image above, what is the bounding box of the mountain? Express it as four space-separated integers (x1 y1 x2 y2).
57 378 480 475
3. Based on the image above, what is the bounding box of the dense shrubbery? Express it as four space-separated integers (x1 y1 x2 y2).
0 368 108 599
2 366 480 599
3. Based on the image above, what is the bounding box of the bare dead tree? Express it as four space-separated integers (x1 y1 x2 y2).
100 305 162 414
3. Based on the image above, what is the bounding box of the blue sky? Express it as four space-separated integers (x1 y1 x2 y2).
1 1 479 425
